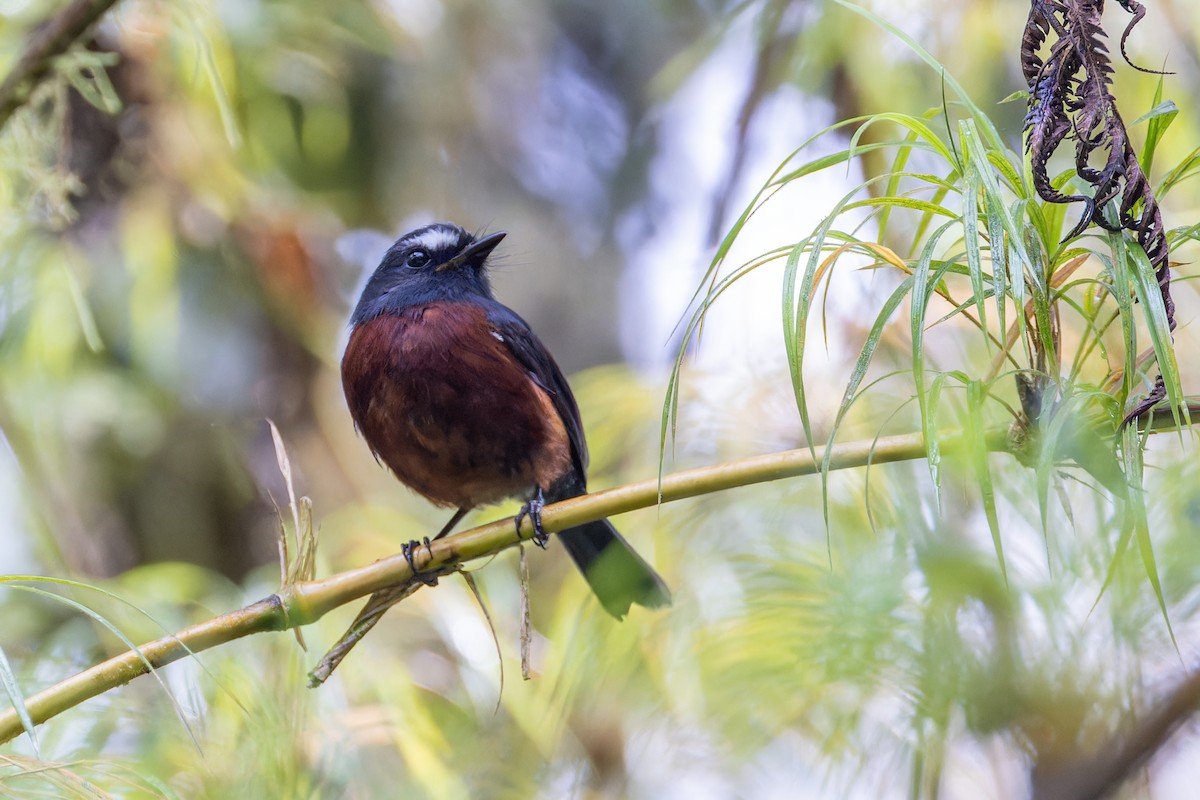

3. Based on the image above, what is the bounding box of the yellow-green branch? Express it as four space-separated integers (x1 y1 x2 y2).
0 429 953 746
6 407 1195 746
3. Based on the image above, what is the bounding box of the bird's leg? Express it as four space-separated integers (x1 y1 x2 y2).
433 507 470 540
402 538 438 586
515 487 549 549
403 507 470 587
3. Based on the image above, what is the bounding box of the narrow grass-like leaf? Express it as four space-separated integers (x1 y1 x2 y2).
875 128 919 246
860 381 919 532
1124 239 1186 429
662 114 880 465
831 0 1005 151
909 175 958 259
842 197 958 218
771 140 938 187
986 151 1028 199
788 182 886 446
1093 505 1135 617
662 240 794 481
1073 311 1122 385
986 253 1092 384
1159 146 1200 197
817 274 916 554
988 197 1010 347
0 574 251 741
174 4 242 147
1023 221 1062 379
1100 243 1143 411
929 287 998 328
1135 77 1176 177
962 121 1031 275
5 584 202 750
1031 388 1063 542
57 51 122 115
925 373 951 509
1122 427 1178 652
781 237 815 453
960 148 989 342
61 256 103 353
910 221 965 494
785 168 955 444
658 358 682 492
967 380 1005 583
848 112 956 167
0 756 101 797
963 122 1030 348
0 646 37 756
1170 222 1200 247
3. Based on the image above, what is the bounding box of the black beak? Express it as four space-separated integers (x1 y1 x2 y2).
437 231 507 272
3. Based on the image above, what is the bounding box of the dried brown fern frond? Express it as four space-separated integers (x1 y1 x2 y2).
1022 0 1174 423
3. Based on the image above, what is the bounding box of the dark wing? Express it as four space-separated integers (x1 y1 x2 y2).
482 300 588 480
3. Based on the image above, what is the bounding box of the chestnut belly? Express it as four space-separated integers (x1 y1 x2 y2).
342 305 573 509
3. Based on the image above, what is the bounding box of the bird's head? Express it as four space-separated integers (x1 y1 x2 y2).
350 222 506 324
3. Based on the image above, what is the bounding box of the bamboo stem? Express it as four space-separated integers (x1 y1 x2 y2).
0 429 943 745
1 406 1192 746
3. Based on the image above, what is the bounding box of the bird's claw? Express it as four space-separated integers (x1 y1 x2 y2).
516 489 549 549
402 537 439 586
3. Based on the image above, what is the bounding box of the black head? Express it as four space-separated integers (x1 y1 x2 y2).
350 222 506 325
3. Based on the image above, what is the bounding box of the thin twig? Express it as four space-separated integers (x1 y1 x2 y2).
0 0 125 132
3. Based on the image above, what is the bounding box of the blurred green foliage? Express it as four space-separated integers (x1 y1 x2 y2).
0 0 1198 798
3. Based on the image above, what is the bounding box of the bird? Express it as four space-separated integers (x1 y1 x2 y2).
333 222 670 652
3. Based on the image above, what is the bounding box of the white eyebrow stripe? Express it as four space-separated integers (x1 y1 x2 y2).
412 227 462 252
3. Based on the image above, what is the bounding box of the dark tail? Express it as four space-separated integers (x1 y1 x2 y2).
558 519 671 619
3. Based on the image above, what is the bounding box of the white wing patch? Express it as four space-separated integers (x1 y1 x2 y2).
490 330 505 342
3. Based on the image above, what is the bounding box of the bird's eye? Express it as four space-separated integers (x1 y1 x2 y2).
406 250 430 269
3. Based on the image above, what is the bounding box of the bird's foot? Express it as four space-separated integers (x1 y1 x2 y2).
516 488 549 549
402 537 439 586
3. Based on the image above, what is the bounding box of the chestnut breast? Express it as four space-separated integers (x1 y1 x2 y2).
341 301 573 508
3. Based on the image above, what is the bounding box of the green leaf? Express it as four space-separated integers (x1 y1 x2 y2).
6 584 203 750
848 112 957 168
0 645 38 756
1122 235 1186 429
909 221 962 495
960 145 989 341
1122 428 1178 653
1135 80 1177 177
818 274 915 547
830 0 1005 152
841 196 958 218
967 380 1005 584
1131 100 1178 127
1160 146 1200 197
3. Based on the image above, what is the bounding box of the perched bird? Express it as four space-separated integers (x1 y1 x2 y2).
337 222 669 634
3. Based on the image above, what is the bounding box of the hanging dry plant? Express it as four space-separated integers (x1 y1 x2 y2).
1022 0 1174 422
